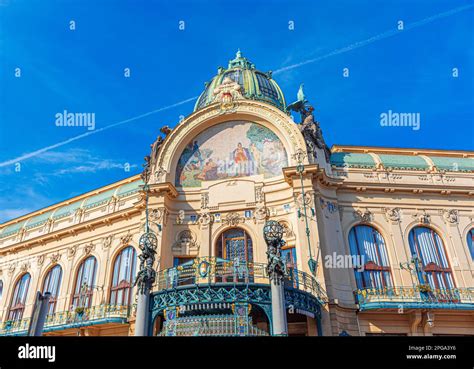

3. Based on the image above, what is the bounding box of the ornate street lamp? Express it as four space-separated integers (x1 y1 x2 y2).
263 220 288 336
134 156 159 336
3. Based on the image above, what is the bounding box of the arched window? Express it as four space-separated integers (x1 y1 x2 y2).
467 228 474 260
0 280 3 302
216 228 253 262
8 273 31 321
72 256 97 309
348 225 392 289
110 247 136 306
409 226 454 289
42 265 62 315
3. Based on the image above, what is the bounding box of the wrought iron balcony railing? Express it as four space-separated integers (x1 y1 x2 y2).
0 304 130 336
158 314 269 336
355 286 474 310
154 257 328 304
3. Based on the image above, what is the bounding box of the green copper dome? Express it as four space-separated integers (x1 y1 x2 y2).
194 51 286 112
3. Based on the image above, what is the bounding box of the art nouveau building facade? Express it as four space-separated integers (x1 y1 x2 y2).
0 52 473 336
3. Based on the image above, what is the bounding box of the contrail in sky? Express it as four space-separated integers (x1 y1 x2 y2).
1 4 472 167
273 3 474 74
0 96 198 167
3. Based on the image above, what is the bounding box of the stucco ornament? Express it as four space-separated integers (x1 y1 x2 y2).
154 166 167 184
102 235 113 250
224 212 244 226
384 207 401 222
120 233 133 246
177 210 185 224
443 209 459 224
20 262 30 273
173 230 199 254
212 77 242 114
8 263 16 276
253 206 269 223
201 193 209 209
84 242 95 255
67 245 77 259
37 254 45 267
198 211 213 227
353 209 373 222
413 210 431 225
49 252 61 265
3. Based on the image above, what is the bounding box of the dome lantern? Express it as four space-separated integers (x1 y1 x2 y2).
194 51 286 112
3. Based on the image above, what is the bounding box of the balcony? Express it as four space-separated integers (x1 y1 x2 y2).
0 304 130 336
354 286 474 311
151 257 328 334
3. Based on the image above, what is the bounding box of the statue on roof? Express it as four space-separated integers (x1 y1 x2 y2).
287 84 331 162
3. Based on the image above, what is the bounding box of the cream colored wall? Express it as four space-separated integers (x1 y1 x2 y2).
0 98 473 338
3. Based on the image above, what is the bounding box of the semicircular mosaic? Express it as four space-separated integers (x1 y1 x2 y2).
175 121 288 187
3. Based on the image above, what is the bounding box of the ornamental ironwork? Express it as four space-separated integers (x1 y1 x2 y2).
263 220 287 284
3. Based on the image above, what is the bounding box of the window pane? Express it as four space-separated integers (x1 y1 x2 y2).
349 225 392 289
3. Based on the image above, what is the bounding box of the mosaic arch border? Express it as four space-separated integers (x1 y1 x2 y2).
153 100 309 185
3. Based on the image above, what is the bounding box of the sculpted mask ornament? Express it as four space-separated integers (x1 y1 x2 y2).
353 209 373 222
67 245 77 259
8 263 16 276
37 255 45 267
154 166 167 183
177 210 185 224
120 233 133 246
413 210 431 225
292 148 307 164
103 235 113 250
443 209 459 224
20 263 30 273
198 211 213 227
253 206 269 223
84 242 95 255
384 207 401 222
50 252 61 265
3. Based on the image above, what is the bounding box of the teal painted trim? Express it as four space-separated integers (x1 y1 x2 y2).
378 154 429 171
83 188 116 209
359 302 474 311
330 152 376 169
0 317 128 336
0 220 28 238
52 200 83 220
25 211 54 229
430 156 474 172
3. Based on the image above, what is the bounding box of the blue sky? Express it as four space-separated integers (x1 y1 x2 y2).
0 0 473 223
